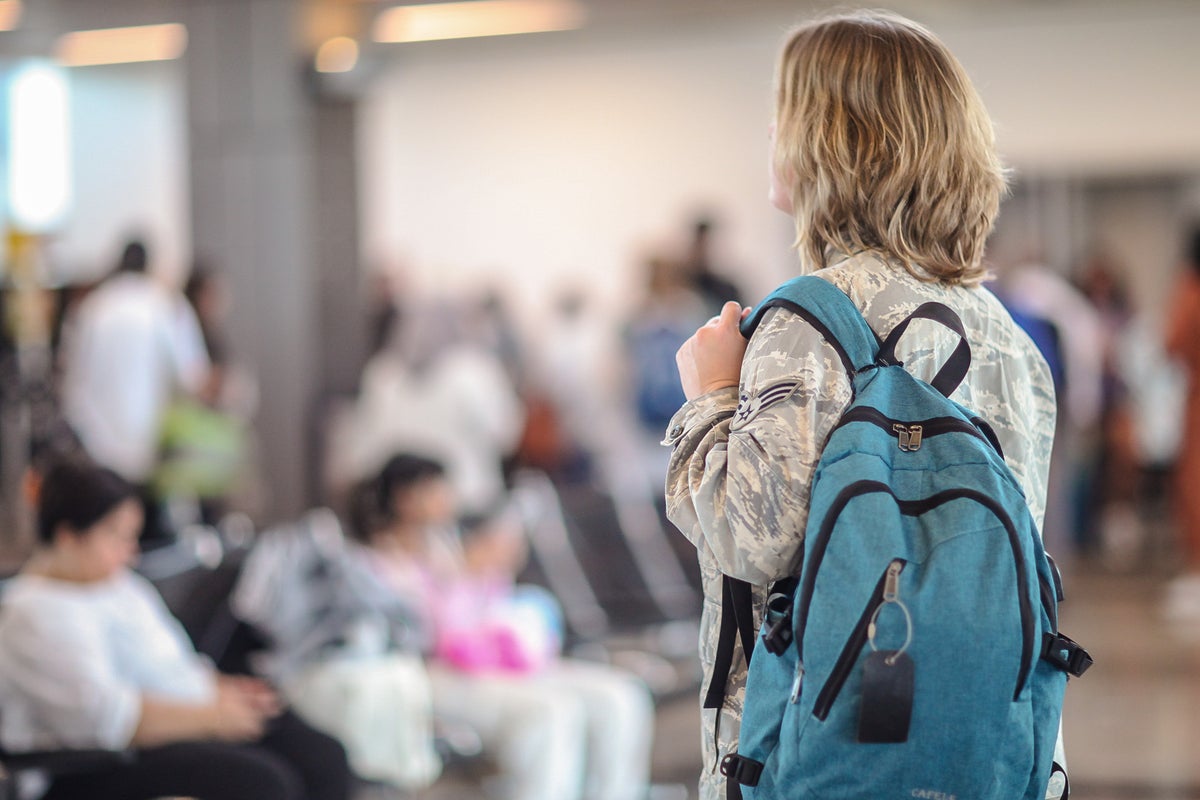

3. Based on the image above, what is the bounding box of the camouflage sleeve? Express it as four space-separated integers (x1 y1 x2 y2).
663 308 854 585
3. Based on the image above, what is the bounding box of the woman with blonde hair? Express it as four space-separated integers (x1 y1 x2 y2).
665 11 1057 800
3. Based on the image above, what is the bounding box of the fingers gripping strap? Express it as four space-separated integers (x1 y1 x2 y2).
876 302 972 397
739 276 881 375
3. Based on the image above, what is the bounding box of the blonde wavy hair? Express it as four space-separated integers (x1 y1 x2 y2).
773 10 1006 284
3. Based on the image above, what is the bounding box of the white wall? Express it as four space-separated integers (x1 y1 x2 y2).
359 17 797 327
52 62 190 284
359 2 1200 329
934 3 1200 175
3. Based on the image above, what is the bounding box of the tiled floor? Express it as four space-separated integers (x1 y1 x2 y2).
1055 562 1200 800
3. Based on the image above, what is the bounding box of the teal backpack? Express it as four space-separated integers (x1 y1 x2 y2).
712 276 1091 800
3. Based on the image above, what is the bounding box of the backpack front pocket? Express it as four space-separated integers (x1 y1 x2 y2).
811 558 907 721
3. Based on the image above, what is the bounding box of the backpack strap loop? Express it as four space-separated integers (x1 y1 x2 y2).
740 276 881 376
876 302 972 397
721 752 765 794
1041 631 1093 678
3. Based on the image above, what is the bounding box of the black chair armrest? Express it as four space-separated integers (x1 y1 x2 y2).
1 747 136 777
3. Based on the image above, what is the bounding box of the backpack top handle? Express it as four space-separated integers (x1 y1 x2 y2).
875 302 972 398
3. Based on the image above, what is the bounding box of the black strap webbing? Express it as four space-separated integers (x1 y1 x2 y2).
704 576 756 709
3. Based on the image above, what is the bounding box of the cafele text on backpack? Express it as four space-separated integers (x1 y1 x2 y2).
713 276 1091 800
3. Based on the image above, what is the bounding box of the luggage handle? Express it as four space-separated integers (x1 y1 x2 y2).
876 302 971 398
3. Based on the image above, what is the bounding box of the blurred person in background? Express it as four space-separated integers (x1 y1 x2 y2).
680 216 744 317
1163 227 1200 617
994 258 1104 558
1117 300 1187 567
153 261 259 525
665 12 1057 799
517 288 612 484
626 254 708 480
183 262 232 408
353 453 655 800
0 458 350 800
58 239 210 545
332 296 525 524
1074 254 1139 566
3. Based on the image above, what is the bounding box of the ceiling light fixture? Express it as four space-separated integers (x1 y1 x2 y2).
54 23 188 67
0 1 23 32
372 0 585 44
315 36 360 73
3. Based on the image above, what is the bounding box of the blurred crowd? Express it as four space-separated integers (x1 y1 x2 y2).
0 213 1198 799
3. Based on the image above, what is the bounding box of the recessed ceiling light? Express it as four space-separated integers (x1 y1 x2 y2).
373 0 586 44
54 23 188 67
315 36 360 73
0 1 23 32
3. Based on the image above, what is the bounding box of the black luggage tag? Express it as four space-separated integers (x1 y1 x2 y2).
857 650 914 743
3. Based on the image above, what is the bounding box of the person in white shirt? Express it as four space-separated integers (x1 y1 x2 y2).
59 240 210 541
0 459 350 800
335 301 525 521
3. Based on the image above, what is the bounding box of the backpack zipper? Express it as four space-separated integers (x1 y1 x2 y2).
811 559 907 719
833 407 994 453
795 481 1036 704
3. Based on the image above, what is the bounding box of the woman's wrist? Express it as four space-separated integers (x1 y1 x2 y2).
697 378 739 396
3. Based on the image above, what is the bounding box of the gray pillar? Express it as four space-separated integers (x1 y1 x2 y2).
184 0 362 519
311 95 368 502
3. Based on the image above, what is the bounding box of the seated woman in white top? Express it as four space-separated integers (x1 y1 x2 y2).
0 459 350 800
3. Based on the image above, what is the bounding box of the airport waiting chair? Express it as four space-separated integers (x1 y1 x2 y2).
0 743 136 800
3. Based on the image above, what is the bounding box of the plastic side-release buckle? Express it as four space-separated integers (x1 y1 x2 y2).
1041 632 1093 677
720 753 764 787
762 615 793 655
761 590 794 655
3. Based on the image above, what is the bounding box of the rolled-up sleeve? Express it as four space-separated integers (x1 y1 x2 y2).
0 604 142 750
664 308 853 585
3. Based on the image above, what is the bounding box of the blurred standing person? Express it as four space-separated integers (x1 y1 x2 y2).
1164 228 1200 615
59 239 209 544
998 260 1105 557
334 299 524 523
164 262 257 523
520 289 616 484
665 13 1056 800
1074 256 1138 562
184 263 231 407
681 217 744 317
626 255 708 480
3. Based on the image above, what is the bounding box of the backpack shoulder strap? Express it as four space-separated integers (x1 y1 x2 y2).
739 275 880 375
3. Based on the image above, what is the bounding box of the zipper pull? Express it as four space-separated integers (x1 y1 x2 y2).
891 423 923 451
789 662 805 704
883 560 904 601
907 425 923 450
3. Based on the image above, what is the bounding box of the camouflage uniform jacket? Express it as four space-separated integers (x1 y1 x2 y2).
663 253 1057 800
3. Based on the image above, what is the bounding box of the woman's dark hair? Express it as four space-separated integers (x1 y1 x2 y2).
117 240 148 274
347 454 446 542
37 459 138 544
